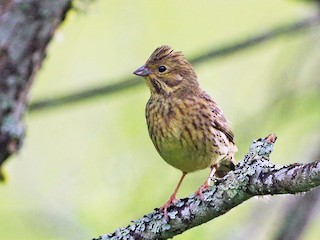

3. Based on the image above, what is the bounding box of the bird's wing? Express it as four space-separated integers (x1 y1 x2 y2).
201 91 235 143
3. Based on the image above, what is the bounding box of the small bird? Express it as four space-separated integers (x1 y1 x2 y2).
133 45 237 217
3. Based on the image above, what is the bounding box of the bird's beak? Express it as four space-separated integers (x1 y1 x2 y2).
133 65 151 76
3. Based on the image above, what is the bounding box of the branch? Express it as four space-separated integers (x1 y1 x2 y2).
93 135 320 240
274 140 320 240
0 0 72 175
29 14 320 112
191 13 320 65
275 188 320 240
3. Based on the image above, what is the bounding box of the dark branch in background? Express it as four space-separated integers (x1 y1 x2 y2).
0 0 72 177
92 135 320 240
29 14 320 112
275 188 320 240
274 139 320 240
191 14 320 65
29 77 141 111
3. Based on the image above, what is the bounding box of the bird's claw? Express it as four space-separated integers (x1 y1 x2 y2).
194 183 210 200
160 195 178 221
210 176 220 184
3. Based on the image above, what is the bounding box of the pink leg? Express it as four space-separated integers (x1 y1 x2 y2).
160 172 187 219
194 165 216 199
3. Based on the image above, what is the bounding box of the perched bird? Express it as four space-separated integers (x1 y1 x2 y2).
133 45 237 217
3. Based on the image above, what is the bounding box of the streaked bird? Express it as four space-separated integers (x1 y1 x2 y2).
134 45 237 217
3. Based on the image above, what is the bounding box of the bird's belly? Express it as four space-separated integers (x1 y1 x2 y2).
158 139 212 173
153 121 216 173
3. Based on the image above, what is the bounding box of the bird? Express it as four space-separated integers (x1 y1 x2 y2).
133 45 237 217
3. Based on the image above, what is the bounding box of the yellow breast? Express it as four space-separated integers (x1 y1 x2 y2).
145 96 217 173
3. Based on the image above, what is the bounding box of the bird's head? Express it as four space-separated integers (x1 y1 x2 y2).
133 45 199 96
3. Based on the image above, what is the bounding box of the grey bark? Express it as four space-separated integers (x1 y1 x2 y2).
93 135 320 240
0 0 72 177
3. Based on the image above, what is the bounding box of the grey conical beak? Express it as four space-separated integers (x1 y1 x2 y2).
133 65 151 76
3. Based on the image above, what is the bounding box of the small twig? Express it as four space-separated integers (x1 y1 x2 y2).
92 134 320 240
29 77 141 111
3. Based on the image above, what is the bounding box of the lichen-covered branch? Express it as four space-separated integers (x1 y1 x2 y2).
93 135 320 240
0 0 72 177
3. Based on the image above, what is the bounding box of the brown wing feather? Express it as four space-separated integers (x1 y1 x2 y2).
201 91 235 143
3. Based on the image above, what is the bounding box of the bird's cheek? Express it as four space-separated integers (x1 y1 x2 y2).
163 74 183 87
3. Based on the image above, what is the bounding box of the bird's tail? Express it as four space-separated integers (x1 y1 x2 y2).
215 153 236 178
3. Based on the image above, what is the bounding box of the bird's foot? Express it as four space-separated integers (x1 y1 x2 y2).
210 176 220 184
160 194 178 221
194 182 210 200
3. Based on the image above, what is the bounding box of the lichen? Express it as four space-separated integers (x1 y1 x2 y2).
176 200 185 207
2 115 24 138
167 210 178 220
149 219 168 234
94 135 282 240
135 222 146 232
180 207 191 220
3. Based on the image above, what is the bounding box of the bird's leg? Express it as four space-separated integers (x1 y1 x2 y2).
194 164 217 200
160 172 187 219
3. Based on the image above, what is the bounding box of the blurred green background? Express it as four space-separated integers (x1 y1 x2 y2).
1 0 320 239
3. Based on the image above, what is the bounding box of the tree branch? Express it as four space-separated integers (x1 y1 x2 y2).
274 188 320 240
0 0 72 176
273 138 320 240
93 134 320 240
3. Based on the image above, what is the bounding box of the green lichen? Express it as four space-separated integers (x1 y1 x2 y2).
95 136 279 240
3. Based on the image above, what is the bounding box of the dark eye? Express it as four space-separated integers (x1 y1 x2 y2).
158 66 167 73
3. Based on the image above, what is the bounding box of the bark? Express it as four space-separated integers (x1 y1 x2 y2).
0 0 72 177
93 135 320 240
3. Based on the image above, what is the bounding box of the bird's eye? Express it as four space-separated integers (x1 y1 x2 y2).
158 66 167 73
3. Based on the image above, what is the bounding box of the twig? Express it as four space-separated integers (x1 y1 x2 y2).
92 134 320 240
29 14 320 112
29 77 140 111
